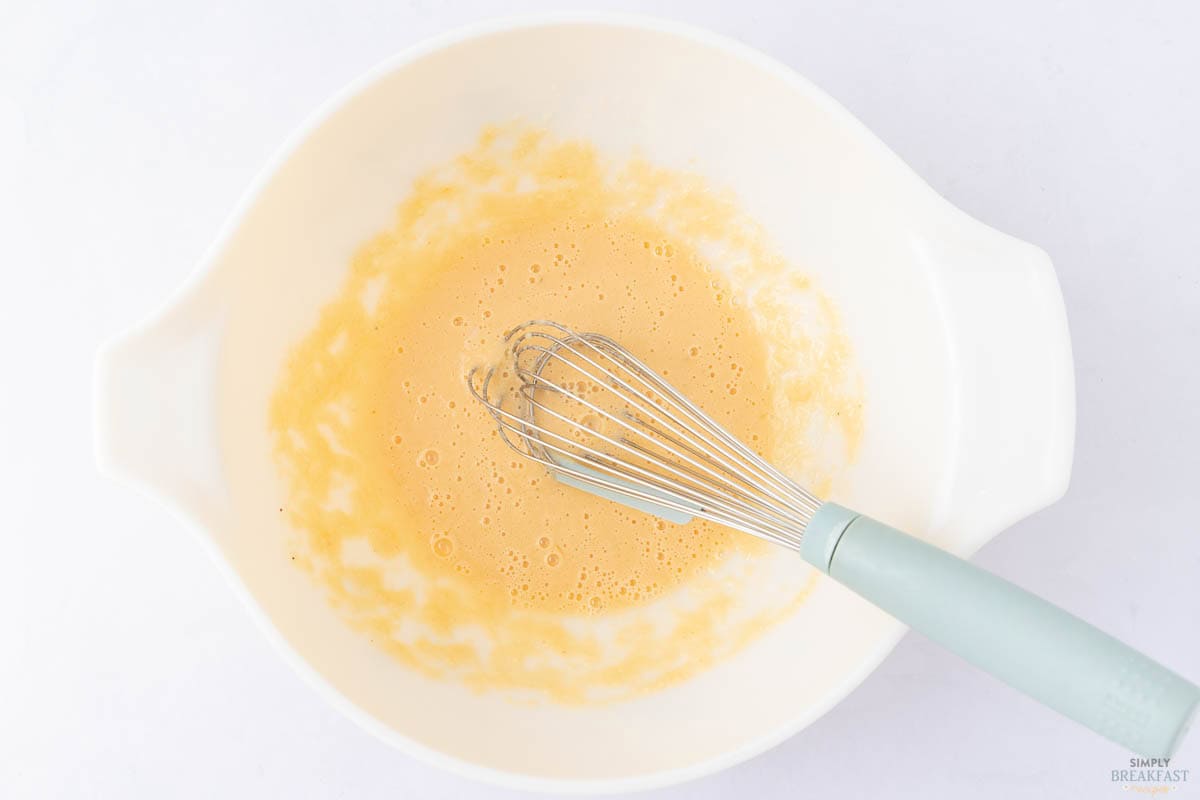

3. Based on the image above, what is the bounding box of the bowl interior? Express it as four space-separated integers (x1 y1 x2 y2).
210 20 971 787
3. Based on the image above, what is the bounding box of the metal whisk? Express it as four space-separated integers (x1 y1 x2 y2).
468 320 1198 758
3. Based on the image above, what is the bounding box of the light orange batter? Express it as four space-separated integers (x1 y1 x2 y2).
269 126 863 701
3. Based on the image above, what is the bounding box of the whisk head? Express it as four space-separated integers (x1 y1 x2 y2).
467 321 822 550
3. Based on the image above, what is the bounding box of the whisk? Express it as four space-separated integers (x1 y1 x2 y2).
468 320 1199 757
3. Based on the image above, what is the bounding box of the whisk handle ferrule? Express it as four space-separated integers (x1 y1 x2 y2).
802 503 1200 757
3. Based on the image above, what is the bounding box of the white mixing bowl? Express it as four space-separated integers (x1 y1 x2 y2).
94 15 1074 793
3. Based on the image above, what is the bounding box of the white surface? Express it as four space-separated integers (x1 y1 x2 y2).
2 0 1198 797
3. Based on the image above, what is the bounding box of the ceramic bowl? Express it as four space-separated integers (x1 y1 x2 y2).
95 15 1074 793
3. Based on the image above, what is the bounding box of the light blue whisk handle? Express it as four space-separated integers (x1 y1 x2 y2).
802 503 1200 757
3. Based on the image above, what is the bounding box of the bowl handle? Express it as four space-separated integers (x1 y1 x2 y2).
919 209 1075 546
94 280 230 531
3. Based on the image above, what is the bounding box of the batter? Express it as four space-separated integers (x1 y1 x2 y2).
269 126 863 701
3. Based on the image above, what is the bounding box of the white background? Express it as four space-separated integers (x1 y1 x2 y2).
3 1 1199 797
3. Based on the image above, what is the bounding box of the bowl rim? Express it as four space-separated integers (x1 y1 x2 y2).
97 11 1036 794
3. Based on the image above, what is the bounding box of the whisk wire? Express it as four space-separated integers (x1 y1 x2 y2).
514 377 808 543
472 371 804 544
516 328 820 518
468 321 821 548
588 336 823 517
514 357 797 525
